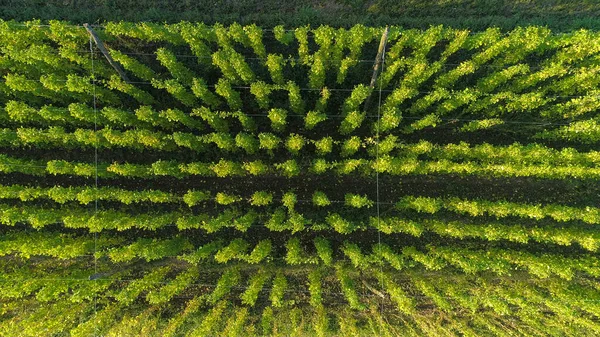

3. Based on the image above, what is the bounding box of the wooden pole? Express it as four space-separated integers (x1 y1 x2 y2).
83 23 131 83
363 26 390 113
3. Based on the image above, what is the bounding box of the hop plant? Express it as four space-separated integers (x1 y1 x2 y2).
304 110 327 130
308 269 324 308
250 81 272 109
341 136 362 157
241 271 270 306
151 79 195 106
258 133 281 153
345 193 374 208
342 241 370 269
285 237 306 265
286 212 310 233
343 85 371 114
245 24 267 58
235 133 259 154
215 78 242 110
287 81 305 114
211 159 243 177
250 191 274 206
310 159 331 174
246 240 272 264
314 237 333 266
193 107 229 132
191 78 221 107
308 54 326 89
270 272 288 308
314 137 334 155
286 134 306 155
340 111 365 135
183 190 211 207
151 160 184 178
243 160 269 176
276 160 300 177
326 213 356 234
215 192 241 205
282 192 297 212
268 108 287 132
368 135 397 156
397 196 442 214
208 133 236 152
210 268 241 304
212 48 239 81
273 25 294 45
404 113 441 133
265 54 285 85
312 191 331 207
265 208 287 231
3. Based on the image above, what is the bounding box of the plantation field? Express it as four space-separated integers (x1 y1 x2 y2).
0 20 600 336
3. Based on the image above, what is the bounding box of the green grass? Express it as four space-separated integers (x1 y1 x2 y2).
2 0 600 31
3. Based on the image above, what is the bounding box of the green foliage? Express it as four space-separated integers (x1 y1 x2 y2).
335 265 366 310
189 301 228 337
339 110 366 135
344 193 374 208
286 133 306 155
182 190 210 207
250 81 272 109
258 132 281 153
265 208 287 231
240 270 270 306
342 242 370 270
243 160 270 175
215 78 242 110
285 237 318 265
268 108 287 132
155 47 194 85
214 238 249 263
312 191 331 207
459 118 505 132
191 78 221 107
115 266 171 305
308 268 324 307
270 271 288 307
178 241 222 264
341 136 362 157
310 158 331 174
536 119 600 143
314 237 333 266
282 192 297 212
250 191 273 206
376 271 415 314
287 81 305 114
192 107 229 132
314 137 334 155
107 237 192 262
246 240 272 263
215 192 242 205
146 267 199 304
326 213 357 234
211 159 244 177
210 268 241 304
265 54 285 84
305 110 327 130
260 307 274 336
275 159 300 177
151 78 195 106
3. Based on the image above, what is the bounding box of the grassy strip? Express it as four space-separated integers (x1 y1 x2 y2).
2 0 600 31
